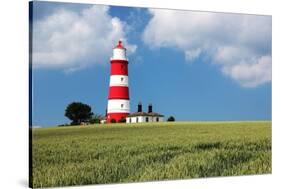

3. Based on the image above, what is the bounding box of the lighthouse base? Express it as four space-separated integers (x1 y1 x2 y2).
106 112 129 123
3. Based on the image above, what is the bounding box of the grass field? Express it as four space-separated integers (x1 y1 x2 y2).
31 121 271 188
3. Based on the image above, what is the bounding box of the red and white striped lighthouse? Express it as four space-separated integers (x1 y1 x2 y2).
106 40 130 123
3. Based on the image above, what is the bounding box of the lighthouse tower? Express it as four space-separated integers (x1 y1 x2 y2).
106 40 130 123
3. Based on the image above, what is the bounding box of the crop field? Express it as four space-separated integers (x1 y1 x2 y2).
31 121 271 188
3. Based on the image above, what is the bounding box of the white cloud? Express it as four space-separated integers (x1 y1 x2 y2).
185 48 201 62
143 9 271 87
222 55 271 88
33 5 137 71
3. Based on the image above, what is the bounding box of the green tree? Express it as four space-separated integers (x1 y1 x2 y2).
167 116 175 122
65 102 93 125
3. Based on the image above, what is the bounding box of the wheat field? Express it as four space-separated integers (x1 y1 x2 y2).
31 121 271 188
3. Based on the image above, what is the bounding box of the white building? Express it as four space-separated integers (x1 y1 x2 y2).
126 103 164 123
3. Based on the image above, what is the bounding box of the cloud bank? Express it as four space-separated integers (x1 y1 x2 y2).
33 5 136 72
143 9 271 87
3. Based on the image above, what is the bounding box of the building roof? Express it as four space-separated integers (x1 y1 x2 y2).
127 112 164 117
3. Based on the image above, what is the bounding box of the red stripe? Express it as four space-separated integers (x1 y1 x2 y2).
108 86 129 99
106 112 129 123
110 60 128 75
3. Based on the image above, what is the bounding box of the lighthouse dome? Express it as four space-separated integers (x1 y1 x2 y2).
115 40 126 49
111 40 127 61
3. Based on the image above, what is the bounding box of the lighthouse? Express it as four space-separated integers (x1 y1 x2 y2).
106 40 130 123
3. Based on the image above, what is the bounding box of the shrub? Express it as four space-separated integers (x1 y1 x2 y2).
57 123 70 127
119 118 126 123
167 116 175 122
89 119 100 124
89 114 104 124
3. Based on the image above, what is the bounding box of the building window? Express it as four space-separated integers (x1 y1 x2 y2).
121 104 124 108
129 118 131 123
136 117 138 123
121 77 124 82
146 117 149 122
156 117 159 122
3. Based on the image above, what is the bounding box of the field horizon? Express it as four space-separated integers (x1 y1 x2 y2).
34 120 272 129
31 121 271 188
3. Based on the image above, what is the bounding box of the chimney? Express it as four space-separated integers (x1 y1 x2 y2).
138 102 142 112
148 103 152 113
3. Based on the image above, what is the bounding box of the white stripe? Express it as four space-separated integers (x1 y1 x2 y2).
109 75 129 87
107 99 130 113
111 48 127 60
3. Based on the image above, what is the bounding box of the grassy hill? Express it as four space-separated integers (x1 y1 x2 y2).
31 121 271 188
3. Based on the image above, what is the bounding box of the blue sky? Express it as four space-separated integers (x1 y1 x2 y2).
31 1 272 127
